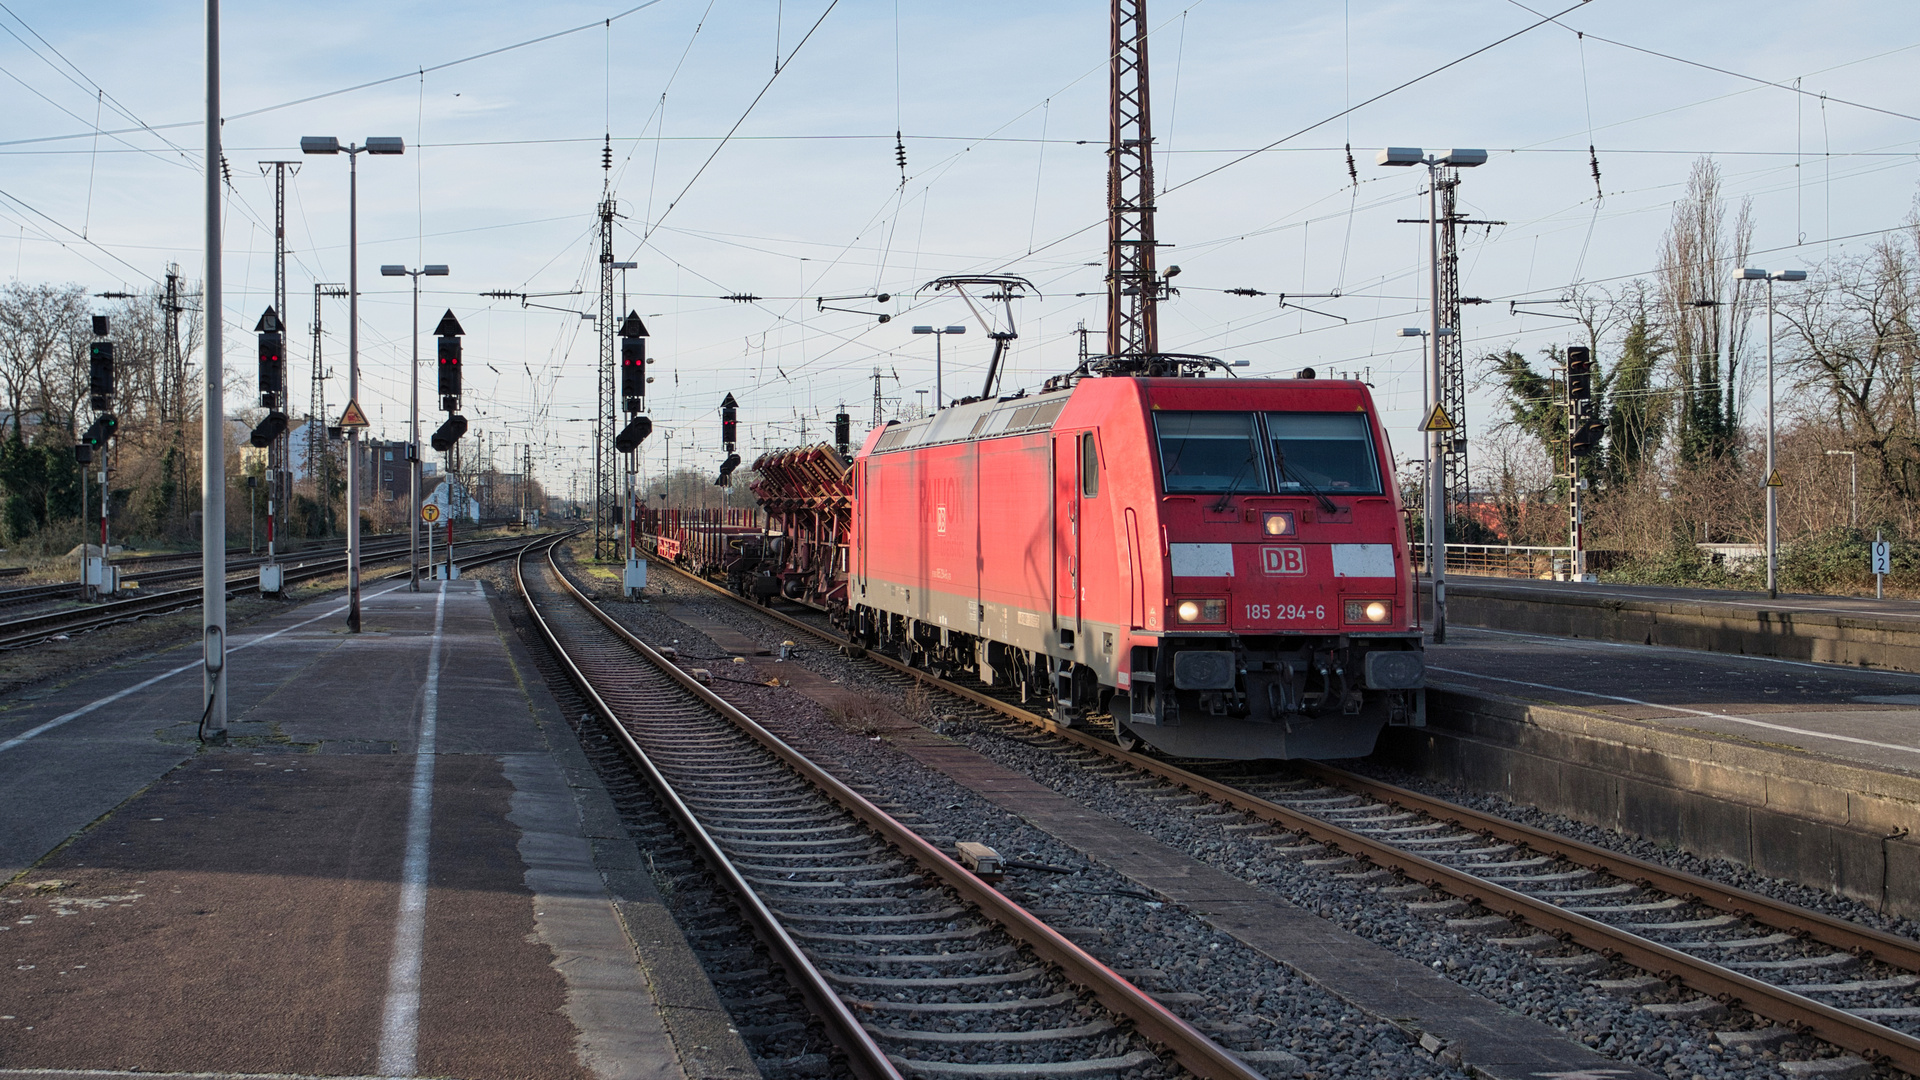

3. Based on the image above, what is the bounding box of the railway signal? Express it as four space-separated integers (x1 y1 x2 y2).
431 414 468 453
435 309 464 413
81 413 118 446
721 393 738 452
1565 346 1601 458
615 415 652 454
251 307 290 447
716 452 741 486
88 340 114 412
834 409 851 458
619 311 647 413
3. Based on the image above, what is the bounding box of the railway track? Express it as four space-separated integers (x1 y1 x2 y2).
651 553 1920 1076
516 538 1266 1080
0 532 542 651
0 533 472 608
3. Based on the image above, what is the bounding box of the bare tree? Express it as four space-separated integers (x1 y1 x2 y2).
0 282 88 434
1777 230 1920 502
1658 157 1756 463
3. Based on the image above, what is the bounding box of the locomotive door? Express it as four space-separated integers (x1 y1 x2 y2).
1052 435 1080 634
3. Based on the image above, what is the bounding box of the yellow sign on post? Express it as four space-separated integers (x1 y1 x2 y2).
1419 403 1456 432
1765 469 1784 488
338 399 370 428
421 504 440 523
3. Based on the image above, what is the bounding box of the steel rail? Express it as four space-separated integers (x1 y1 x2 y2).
515 539 900 1080
649 556 1920 1075
0 530 460 607
0 533 544 650
1299 761 1920 971
532 544 1266 1080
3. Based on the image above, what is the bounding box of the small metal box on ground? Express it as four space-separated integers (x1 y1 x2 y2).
624 558 648 598
258 564 283 594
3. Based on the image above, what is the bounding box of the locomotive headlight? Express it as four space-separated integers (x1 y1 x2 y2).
1262 511 1295 536
1344 600 1391 624
1174 599 1226 624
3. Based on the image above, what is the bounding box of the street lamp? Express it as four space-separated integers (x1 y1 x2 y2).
1397 326 1455 590
303 134 404 631
910 324 967 410
1380 147 1486 644
1737 266 1808 599
381 262 449 592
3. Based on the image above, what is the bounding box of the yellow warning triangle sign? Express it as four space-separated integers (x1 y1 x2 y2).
1419 403 1456 432
337 399 370 428
1765 469 1785 488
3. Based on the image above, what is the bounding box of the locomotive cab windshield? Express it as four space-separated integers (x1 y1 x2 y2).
1153 410 1382 497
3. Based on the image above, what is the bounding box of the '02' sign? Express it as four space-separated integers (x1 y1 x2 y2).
1261 546 1305 575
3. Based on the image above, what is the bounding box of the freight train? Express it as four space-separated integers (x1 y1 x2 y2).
649 370 1425 759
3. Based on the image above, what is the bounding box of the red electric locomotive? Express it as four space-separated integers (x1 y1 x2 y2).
746 371 1425 760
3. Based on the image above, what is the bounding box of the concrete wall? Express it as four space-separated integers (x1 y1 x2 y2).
1380 687 1920 918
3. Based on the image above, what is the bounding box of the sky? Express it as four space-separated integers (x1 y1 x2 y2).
5 0 1920 493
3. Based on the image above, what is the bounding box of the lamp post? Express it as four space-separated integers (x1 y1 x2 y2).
1737 266 1808 599
1378 147 1486 644
1397 325 1455 601
1825 449 1858 528
910 324 967 410
381 262 449 591
302 134 404 632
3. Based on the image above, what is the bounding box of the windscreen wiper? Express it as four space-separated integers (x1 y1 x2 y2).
1274 451 1339 514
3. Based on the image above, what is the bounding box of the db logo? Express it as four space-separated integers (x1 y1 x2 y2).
936 505 948 535
1261 546 1305 575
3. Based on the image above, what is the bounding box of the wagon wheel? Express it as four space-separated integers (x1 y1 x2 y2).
1110 694 1142 752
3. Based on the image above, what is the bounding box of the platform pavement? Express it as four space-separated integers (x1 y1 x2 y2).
0 575 755 1080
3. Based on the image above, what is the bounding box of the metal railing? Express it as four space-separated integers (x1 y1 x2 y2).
1413 543 1578 579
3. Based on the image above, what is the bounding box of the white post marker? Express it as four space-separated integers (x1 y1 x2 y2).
1874 530 1891 600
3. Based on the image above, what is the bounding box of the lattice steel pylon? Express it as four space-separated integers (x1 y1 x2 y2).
311 283 346 535
1105 0 1161 368
593 137 620 560
1434 170 1501 524
1437 170 1468 522
262 161 299 518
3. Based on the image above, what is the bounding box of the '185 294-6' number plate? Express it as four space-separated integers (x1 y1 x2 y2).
1243 603 1325 622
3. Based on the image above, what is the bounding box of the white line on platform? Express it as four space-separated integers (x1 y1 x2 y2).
1463 580 1920 623
1430 665 1920 758
1454 624 1920 680
376 579 448 1077
0 582 408 756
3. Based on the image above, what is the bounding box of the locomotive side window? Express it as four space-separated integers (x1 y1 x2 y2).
1153 412 1266 493
1264 412 1383 494
1080 432 1099 497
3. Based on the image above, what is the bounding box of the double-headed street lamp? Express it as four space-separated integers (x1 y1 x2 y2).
381 263 449 591
1379 147 1487 644
301 135 404 631
1737 266 1809 599
911 324 967 410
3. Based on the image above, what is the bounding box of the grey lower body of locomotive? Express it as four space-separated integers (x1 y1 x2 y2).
1117 632 1424 759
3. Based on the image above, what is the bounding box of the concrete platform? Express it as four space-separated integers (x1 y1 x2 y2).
1384 622 1920 917
0 578 751 1080
1439 575 1920 671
